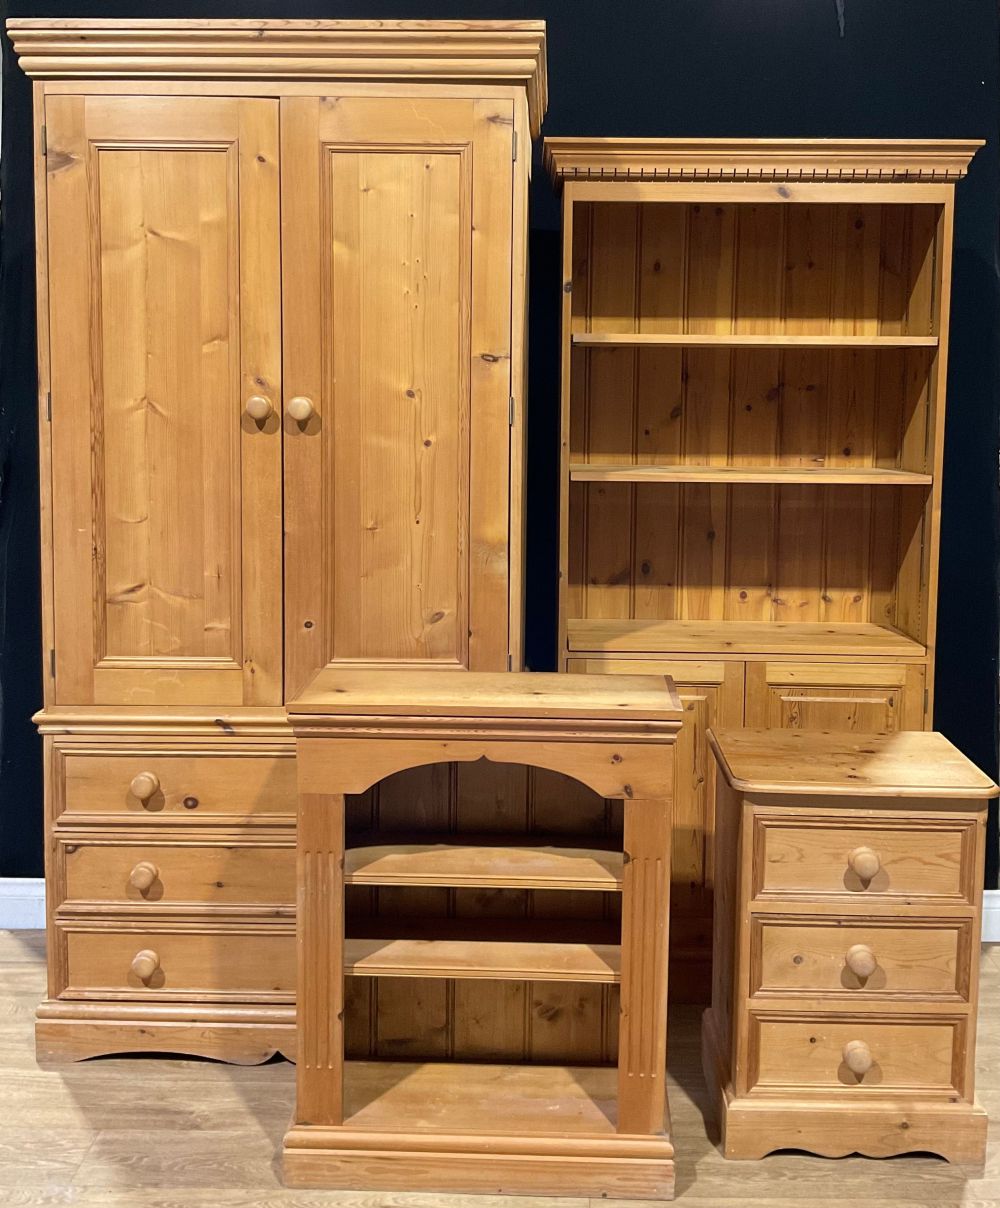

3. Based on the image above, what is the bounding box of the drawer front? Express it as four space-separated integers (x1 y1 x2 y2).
754 918 968 999
60 839 295 910
751 1014 964 1095
61 927 295 998
755 817 971 902
58 750 297 824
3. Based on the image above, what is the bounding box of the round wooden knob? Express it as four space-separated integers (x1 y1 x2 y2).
843 1039 874 1076
130 949 160 981
128 861 159 892
129 772 160 804
845 943 877 979
245 395 273 421
848 845 881 881
287 395 315 423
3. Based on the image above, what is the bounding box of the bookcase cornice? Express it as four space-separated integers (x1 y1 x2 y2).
544 137 983 185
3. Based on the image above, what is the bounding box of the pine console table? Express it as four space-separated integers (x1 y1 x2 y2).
282 669 683 1200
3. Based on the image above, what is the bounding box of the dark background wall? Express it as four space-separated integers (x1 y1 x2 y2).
2 0 998 883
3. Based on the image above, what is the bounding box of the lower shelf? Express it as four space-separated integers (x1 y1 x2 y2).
344 1059 621 1133
283 1060 675 1198
344 937 621 983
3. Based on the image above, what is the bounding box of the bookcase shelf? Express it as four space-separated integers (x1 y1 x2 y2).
570 464 932 486
566 618 927 658
572 332 939 348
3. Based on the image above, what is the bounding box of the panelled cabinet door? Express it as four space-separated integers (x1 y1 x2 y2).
281 97 514 695
744 662 926 731
45 96 282 706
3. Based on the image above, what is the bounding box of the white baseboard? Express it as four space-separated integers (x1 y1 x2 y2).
2 879 999 939
983 889 1000 942
0 879 45 929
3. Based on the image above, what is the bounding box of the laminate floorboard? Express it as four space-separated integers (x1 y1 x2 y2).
0 930 996 1207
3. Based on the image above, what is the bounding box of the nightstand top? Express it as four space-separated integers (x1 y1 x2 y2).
708 728 998 798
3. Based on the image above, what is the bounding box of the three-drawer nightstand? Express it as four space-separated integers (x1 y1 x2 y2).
702 728 996 1163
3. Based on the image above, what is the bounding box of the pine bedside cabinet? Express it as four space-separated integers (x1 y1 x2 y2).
703 727 996 1163
283 669 684 1200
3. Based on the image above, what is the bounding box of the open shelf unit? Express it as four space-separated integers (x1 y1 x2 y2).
286 670 681 1197
546 137 981 999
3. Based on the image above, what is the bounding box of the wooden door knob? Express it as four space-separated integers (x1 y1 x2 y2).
128 861 159 892
845 943 877 978
129 772 160 803
842 1039 874 1076
287 395 315 423
245 395 273 421
848 845 881 880
130 949 160 981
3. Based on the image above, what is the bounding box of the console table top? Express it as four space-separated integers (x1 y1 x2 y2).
289 669 682 723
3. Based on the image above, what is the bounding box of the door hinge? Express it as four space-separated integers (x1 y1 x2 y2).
40 124 46 157
509 396 515 427
49 649 56 678
924 687 930 715
512 130 518 162
507 652 513 671
45 391 51 422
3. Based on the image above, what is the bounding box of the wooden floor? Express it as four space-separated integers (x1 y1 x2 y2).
2 931 998 1207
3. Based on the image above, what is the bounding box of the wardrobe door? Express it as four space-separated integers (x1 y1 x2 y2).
281 96 515 695
45 96 282 706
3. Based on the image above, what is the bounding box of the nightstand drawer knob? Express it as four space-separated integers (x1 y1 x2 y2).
845 943 877 978
848 845 881 881
128 861 159 892
842 1039 873 1076
129 772 160 804
130 949 160 982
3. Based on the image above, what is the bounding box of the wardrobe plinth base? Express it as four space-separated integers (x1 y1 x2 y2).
35 1000 296 1065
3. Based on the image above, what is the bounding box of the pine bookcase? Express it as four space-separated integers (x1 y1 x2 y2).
544 137 983 998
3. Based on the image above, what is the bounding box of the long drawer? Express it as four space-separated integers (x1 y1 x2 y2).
58 837 295 912
56 747 297 825
753 814 975 903
750 1012 967 1097
752 917 969 999
59 924 296 1000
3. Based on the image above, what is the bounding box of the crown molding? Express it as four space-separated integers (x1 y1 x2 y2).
544 137 983 185
6 18 548 137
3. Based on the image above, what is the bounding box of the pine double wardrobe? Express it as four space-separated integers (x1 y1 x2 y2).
15 18 546 1063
